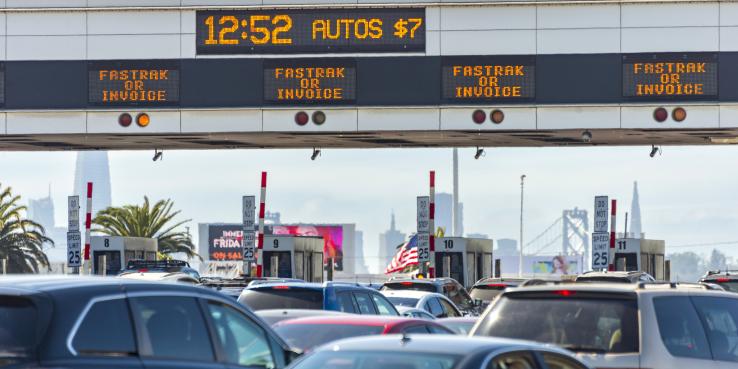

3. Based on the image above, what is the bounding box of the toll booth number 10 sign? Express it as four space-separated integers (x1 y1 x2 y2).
196 9 425 54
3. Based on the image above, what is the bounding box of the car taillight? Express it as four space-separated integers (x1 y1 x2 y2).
554 290 576 297
273 285 290 290
717 278 731 283
487 283 507 288
139 268 148 273
400 282 413 286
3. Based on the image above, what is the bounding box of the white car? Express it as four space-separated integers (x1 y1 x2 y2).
382 290 462 318
395 306 437 320
471 282 738 369
118 271 199 284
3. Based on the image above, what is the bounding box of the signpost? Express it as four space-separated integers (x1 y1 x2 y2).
592 196 609 271
242 196 256 274
67 196 81 271
417 196 430 275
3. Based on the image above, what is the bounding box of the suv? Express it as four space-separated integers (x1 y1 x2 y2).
381 290 463 318
700 270 738 293
575 270 656 284
118 259 201 283
471 282 738 369
0 276 297 369
380 277 477 314
238 282 399 316
469 278 526 307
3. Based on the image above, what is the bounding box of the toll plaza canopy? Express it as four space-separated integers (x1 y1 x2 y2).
0 0 737 150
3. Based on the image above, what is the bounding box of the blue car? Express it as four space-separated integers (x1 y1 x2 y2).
238 282 400 316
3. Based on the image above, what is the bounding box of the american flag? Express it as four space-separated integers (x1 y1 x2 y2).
385 234 419 274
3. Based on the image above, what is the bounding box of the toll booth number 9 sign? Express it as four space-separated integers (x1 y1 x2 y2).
196 9 425 54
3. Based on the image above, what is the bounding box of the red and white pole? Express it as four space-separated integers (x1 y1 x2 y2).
256 172 267 277
81 182 93 275
429 171 435 278
608 199 617 272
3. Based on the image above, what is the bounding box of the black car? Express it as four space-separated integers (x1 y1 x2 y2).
700 270 738 292
380 277 478 314
0 276 298 369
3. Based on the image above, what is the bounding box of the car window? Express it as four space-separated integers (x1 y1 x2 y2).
129 296 214 361
427 298 445 317
691 296 738 362
205 301 276 368
486 351 540 369
239 288 323 311
439 299 460 317
274 324 384 351
371 294 398 316
337 292 356 313
540 353 588 369
403 325 430 334
0 297 37 362
354 292 377 315
653 296 711 360
428 325 453 334
292 351 460 369
73 298 136 356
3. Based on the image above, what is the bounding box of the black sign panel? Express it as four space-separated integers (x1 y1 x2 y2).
88 60 180 107
196 9 425 54
622 53 718 100
264 59 356 105
441 56 535 103
0 63 6 107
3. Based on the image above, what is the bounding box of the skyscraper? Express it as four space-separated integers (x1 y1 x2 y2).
73 151 112 217
378 212 406 270
27 186 67 262
630 181 642 238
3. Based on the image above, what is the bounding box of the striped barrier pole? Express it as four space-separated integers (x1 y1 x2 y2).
81 182 93 275
609 199 617 272
429 171 435 278
256 172 267 277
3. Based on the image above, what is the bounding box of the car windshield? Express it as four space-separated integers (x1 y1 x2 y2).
474 293 639 354
382 283 437 293
470 285 510 301
291 351 460 369
0 297 36 365
274 324 385 350
386 297 420 307
239 288 323 310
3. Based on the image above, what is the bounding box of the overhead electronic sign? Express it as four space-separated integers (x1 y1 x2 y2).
622 53 718 99
441 56 536 103
196 9 425 54
264 59 356 104
88 61 180 107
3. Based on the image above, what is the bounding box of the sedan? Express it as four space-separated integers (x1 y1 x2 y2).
382 290 462 318
273 316 453 351
285 335 592 369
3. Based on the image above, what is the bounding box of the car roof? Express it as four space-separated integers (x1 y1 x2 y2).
381 290 443 299
578 271 645 278
312 334 572 356
437 317 478 323
502 282 733 295
0 275 217 296
475 278 526 285
385 278 455 285
274 315 428 327
256 309 351 318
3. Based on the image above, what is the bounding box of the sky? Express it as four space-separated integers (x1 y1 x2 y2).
1 145 737 272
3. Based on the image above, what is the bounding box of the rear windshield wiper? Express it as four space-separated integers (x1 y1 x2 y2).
559 345 607 353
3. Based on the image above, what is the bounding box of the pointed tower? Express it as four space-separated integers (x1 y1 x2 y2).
630 181 642 238
73 151 112 219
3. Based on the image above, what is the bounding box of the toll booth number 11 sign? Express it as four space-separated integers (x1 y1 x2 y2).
196 8 425 54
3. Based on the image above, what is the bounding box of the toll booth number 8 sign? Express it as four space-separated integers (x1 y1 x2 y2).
196 9 425 54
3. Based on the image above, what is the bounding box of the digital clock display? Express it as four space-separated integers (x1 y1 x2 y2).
88 61 180 106
623 53 718 99
264 59 356 104
441 56 535 103
196 9 425 54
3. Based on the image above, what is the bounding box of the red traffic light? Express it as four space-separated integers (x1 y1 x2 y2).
118 113 132 127
653 107 668 122
295 111 309 126
472 110 486 124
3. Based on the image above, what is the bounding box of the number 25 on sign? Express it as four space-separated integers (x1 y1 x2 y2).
393 18 422 39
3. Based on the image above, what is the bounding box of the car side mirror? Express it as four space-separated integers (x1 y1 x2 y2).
286 349 302 363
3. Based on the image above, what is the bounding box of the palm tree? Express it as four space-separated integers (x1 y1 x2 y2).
0 183 52 273
92 197 199 260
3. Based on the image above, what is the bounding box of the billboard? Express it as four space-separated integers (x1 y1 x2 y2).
498 255 583 276
203 223 344 270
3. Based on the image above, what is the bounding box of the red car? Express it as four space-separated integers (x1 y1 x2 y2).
273 315 454 351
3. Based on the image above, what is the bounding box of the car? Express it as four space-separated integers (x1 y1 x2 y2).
700 270 738 292
272 316 454 351
0 275 298 369
201 277 305 299
285 334 593 369
382 290 463 318
471 282 738 369
395 306 437 320
239 281 400 316
437 317 478 335
469 278 526 307
256 309 351 326
117 259 201 284
380 277 478 315
575 270 656 284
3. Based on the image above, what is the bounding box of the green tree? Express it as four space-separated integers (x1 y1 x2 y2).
0 183 52 273
92 197 199 260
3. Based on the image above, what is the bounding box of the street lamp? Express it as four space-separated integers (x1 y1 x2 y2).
519 174 526 278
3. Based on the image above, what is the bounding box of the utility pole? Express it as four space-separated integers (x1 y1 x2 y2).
519 175 526 278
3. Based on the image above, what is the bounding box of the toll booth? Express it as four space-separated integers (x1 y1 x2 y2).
262 235 324 282
434 237 494 288
90 236 158 275
613 237 667 280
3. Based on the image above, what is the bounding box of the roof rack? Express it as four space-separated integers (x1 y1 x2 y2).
705 270 738 277
637 281 711 290
125 259 189 269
